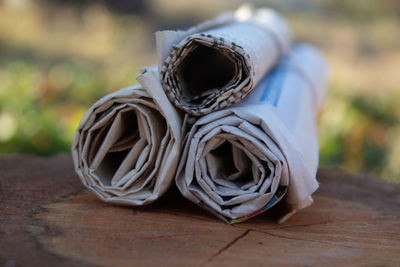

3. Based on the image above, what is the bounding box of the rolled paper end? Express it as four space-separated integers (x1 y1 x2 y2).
175 108 294 222
72 69 182 206
159 7 292 116
162 36 252 116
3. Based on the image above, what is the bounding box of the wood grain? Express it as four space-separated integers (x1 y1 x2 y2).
1 155 399 266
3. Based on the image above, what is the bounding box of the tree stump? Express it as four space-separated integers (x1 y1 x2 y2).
1 154 399 266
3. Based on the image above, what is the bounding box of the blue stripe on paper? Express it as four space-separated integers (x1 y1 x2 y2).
260 66 287 107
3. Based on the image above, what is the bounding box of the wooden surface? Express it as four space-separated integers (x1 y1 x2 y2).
1 154 400 266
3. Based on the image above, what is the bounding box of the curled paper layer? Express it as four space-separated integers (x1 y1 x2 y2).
71 68 183 205
175 44 328 223
157 6 292 116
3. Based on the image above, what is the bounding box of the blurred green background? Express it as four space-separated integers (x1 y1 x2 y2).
0 0 399 182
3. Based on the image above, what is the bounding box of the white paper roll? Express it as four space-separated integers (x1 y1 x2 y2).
175 44 328 223
157 6 292 115
72 67 183 205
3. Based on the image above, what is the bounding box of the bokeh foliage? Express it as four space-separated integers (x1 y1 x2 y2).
0 0 399 181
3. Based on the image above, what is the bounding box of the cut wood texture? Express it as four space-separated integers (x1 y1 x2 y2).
1 154 399 266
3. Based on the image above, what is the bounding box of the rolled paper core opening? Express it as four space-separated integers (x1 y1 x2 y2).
208 140 254 190
84 100 168 191
176 43 237 104
91 109 141 186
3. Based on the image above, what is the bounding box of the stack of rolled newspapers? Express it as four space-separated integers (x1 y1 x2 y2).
72 6 328 223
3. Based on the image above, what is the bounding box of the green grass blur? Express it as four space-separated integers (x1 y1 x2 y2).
0 0 399 181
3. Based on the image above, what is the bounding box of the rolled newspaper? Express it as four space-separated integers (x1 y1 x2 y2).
71 67 183 205
175 44 328 223
157 6 292 116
